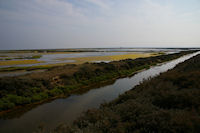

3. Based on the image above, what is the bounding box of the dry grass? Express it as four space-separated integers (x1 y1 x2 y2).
60 53 156 64
0 53 158 69
0 60 44 66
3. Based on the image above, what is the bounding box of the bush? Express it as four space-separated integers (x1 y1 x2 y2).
48 88 63 97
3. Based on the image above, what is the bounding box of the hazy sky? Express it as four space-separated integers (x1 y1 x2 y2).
0 0 200 50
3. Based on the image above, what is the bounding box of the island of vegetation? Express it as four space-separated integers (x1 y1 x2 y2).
0 50 196 114
0 52 153 72
51 52 200 133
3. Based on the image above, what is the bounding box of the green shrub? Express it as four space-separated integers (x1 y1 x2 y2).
48 88 63 97
32 95 42 102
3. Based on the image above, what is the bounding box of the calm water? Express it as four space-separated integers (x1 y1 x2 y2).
0 52 130 68
0 52 199 133
0 48 185 68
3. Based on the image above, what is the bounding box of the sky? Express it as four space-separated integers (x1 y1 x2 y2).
0 0 200 50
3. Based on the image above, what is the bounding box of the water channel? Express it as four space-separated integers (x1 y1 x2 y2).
0 52 199 133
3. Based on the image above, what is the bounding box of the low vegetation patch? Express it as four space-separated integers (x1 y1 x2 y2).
26 55 42 59
0 55 42 61
60 53 154 64
0 60 44 66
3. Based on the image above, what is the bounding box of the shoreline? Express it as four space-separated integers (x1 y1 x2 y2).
0 67 145 117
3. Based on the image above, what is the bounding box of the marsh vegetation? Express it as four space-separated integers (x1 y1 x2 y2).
0 50 157 72
51 53 200 133
0 50 195 113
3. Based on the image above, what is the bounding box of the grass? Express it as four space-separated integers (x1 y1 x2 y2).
0 53 157 72
0 55 42 61
0 60 44 66
60 53 156 64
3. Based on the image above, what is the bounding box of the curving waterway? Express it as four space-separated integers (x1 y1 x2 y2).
0 52 199 133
